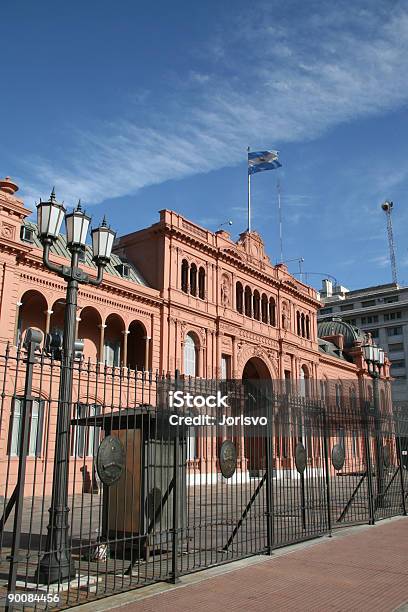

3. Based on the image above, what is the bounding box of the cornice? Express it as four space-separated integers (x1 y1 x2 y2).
0 240 32 258
18 269 158 316
13 248 163 308
318 352 358 372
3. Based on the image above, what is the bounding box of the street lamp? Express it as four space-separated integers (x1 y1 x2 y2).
36 190 116 584
363 339 386 511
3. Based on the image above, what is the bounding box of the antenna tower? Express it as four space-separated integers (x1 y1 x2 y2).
381 200 398 285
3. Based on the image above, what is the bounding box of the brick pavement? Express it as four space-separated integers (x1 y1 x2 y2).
100 517 408 612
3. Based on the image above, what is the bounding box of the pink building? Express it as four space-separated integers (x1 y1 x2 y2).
0 176 393 491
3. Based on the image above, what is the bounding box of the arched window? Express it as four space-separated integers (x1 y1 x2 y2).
300 365 310 397
306 315 310 339
184 333 198 376
253 291 260 320
296 311 301 335
335 383 342 408
181 259 189 293
244 286 252 317
198 267 205 299
9 397 45 457
261 294 268 323
190 263 197 296
301 313 305 337
320 379 328 402
236 282 243 314
72 403 101 458
104 340 121 367
269 297 276 326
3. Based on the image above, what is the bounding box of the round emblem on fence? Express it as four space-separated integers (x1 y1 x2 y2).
295 443 307 473
383 445 390 468
96 435 125 487
331 444 345 471
219 440 237 479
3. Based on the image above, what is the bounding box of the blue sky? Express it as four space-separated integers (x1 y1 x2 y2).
1 0 408 290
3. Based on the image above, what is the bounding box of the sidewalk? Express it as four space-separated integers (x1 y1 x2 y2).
79 517 408 612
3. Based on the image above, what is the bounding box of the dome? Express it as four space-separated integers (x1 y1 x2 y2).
317 317 367 349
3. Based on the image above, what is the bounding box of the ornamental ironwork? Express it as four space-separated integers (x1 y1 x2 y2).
96 435 125 487
219 440 237 478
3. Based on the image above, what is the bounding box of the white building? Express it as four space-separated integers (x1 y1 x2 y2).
318 280 408 402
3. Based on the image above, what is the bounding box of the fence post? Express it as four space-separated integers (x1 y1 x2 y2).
170 369 180 583
322 408 332 537
396 434 407 516
364 405 375 525
372 375 385 510
265 387 274 554
6 329 42 612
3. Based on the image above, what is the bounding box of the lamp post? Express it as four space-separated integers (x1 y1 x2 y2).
36 190 116 584
363 341 386 511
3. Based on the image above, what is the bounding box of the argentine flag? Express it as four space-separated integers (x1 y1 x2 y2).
248 150 281 175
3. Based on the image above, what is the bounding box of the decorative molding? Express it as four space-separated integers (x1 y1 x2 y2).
220 273 231 308
1 222 16 241
236 343 278 377
181 219 207 240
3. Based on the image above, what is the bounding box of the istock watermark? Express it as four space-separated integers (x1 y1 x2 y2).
168 413 268 426
167 390 268 426
169 390 229 409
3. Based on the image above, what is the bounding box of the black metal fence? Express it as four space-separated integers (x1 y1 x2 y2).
0 339 407 610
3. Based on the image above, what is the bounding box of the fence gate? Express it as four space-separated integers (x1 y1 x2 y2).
326 402 372 527
0 344 407 610
371 408 406 521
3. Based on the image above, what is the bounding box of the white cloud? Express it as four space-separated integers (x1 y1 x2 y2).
368 255 391 268
190 71 210 84
18 1 408 207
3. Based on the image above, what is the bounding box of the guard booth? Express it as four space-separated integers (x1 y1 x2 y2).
71 405 187 561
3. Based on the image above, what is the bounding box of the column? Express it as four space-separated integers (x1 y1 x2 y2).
211 331 217 378
200 346 205 378
205 329 209 377
98 323 106 363
174 320 179 373
215 331 220 378
122 329 130 367
232 335 238 378
13 301 22 345
75 315 81 338
45 309 53 335
143 335 151 370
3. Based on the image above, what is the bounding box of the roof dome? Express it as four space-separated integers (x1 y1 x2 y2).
317 318 367 349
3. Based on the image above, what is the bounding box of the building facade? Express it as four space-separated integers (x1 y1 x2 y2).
319 279 407 401
0 176 392 492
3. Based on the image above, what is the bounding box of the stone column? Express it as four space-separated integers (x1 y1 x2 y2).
200 346 205 378
143 335 151 370
175 320 179 373
45 309 53 335
14 301 22 345
215 331 220 378
122 329 130 367
75 315 81 338
98 323 106 363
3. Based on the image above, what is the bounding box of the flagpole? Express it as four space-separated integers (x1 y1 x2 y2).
247 146 251 232
277 178 283 262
